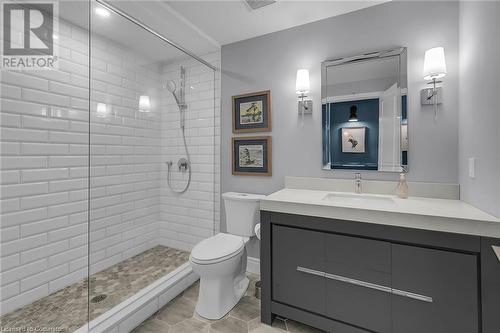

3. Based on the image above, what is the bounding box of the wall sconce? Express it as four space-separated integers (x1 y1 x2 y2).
96 103 108 118
95 6 110 18
138 95 151 113
421 47 446 118
348 105 358 122
295 69 312 115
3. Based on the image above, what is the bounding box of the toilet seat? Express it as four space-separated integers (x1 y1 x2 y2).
190 233 245 265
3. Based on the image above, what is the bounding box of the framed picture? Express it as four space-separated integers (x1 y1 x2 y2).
341 127 366 153
232 90 271 133
232 136 272 176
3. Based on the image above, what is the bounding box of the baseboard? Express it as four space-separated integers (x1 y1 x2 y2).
73 263 198 333
247 256 260 275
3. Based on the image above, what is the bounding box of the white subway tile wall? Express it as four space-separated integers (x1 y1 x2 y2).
159 53 221 251
0 16 220 316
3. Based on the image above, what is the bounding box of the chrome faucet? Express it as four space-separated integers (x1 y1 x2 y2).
354 173 362 194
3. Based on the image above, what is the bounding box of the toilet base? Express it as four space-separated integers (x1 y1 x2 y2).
195 275 249 320
190 234 253 320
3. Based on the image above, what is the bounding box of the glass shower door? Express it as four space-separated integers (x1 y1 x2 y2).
0 0 91 331
1 0 218 330
87 1 217 330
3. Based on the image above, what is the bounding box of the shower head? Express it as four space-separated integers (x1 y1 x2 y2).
165 80 177 94
164 67 186 114
165 80 182 108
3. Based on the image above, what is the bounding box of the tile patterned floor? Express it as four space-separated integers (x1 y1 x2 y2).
0 246 189 333
132 274 326 333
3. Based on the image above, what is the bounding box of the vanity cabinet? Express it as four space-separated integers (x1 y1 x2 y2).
481 238 500 333
272 225 326 315
262 212 484 333
324 234 391 333
391 244 478 333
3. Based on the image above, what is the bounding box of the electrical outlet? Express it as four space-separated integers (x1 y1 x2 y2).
468 157 476 178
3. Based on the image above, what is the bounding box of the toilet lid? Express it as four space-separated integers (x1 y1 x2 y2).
191 233 244 263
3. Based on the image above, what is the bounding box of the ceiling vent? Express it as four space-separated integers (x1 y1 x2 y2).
243 0 277 10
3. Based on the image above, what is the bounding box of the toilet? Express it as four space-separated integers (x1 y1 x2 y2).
189 192 265 320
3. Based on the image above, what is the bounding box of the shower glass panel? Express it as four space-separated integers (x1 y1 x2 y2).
88 1 217 330
1 0 217 331
0 0 91 331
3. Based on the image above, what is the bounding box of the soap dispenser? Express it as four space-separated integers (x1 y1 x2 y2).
397 173 409 199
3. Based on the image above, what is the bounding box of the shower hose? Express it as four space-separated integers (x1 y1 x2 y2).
166 124 191 194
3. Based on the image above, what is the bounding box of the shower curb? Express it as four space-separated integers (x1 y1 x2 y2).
74 263 197 333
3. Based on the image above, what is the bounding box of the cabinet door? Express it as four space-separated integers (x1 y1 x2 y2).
481 237 500 333
325 234 392 333
272 225 325 315
392 244 479 333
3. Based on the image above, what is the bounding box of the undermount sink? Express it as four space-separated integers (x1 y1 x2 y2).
322 192 396 206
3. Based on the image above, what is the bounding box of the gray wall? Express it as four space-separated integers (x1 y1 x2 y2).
458 1 500 218
220 1 460 257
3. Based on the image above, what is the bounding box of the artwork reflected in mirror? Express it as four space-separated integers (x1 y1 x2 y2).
322 48 408 172
341 126 366 154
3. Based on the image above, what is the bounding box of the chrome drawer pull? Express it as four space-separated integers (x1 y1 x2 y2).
297 266 391 293
392 288 434 303
296 266 325 277
324 272 393 294
296 266 434 303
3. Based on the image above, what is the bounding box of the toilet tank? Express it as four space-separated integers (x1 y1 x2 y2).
223 192 266 237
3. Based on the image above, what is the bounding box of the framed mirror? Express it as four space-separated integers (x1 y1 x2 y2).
322 48 408 172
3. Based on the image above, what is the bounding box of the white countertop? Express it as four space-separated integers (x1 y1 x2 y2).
260 188 500 238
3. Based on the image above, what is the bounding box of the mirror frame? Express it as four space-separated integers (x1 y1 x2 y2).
321 47 408 172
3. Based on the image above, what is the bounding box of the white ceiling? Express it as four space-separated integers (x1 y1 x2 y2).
58 0 386 65
58 1 216 64
165 0 387 46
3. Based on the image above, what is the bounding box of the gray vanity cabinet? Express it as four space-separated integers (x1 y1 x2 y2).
481 238 500 333
391 244 479 333
272 225 326 315
324 234 392 333
263 212 484 333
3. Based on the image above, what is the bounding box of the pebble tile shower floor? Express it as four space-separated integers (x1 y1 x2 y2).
132 274 325 333
0 246 189 332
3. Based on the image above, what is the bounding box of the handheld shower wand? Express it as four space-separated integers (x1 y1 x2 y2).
166 81 182 106
165 77 186 129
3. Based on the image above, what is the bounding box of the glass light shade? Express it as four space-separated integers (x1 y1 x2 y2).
423 47 447 80
95 7 110 17
138 95 151 112
295 69 310 94
96 103 108 118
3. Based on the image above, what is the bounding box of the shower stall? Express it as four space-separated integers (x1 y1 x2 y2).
0 0 220 331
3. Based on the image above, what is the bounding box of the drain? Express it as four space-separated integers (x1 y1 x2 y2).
91 294 107 303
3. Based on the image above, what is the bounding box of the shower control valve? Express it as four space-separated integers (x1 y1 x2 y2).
178 158 189 172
